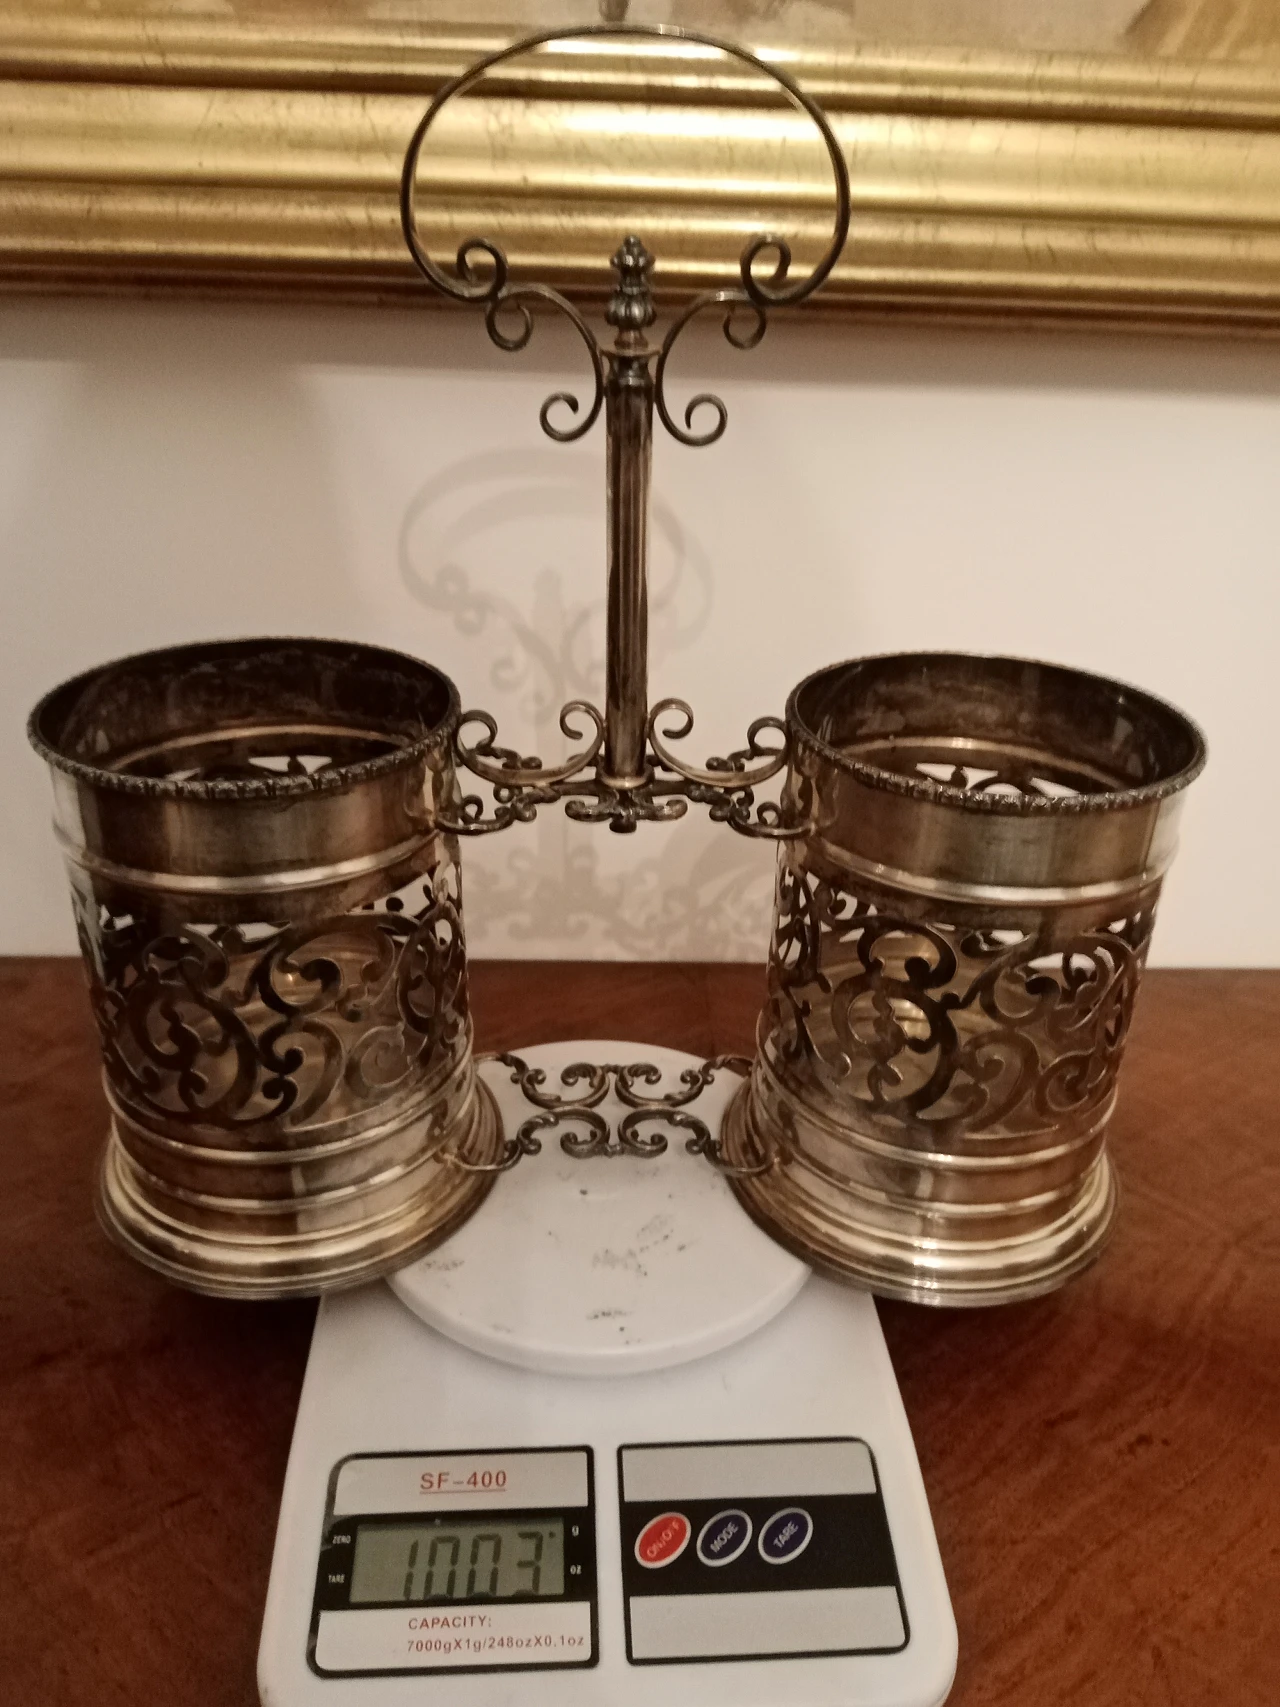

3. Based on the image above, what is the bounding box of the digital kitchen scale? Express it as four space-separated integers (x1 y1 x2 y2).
258 1044 957 1707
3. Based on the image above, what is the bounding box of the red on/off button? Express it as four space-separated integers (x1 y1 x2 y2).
634 1511 691 1568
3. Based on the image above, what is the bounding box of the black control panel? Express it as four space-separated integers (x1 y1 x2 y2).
621 1492 897 1599
618 1437 907 1665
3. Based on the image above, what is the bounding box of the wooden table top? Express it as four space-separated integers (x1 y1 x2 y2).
2 958 1277 1705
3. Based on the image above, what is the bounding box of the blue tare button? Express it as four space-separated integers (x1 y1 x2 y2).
696 1509 752 1568
758 1507 813 1565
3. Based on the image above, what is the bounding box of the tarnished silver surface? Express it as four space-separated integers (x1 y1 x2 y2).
28 638 503 1298
400 24 849 837
723 652 1206 1306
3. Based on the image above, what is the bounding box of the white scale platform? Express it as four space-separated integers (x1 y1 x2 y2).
259 1045 957 1707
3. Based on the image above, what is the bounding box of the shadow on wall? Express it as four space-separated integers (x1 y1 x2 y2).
11 297 1274 959
1 300 782 959
396 442 776 958
397 445 714 715
462 814 779 960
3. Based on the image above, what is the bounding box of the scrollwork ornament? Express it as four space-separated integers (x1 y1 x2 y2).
400 22 850 342
455 702 605 792
81 862 471 1136
765 862 1157 1143
438 699 800 838
399 25 849 842
646 700 804 840
401 26 853 839
646 700 787 794
479 1053 764 1170
653 291 767 447
483 284 606 443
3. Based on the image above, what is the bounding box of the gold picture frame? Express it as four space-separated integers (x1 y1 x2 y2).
2 6 1279 328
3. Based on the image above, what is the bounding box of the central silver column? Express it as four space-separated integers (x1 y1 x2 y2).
601 236 658 793
603 343 653 788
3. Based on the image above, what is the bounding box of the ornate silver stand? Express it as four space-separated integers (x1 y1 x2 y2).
399 24 849 838
398 27 1205 1309
29 24 1206 1306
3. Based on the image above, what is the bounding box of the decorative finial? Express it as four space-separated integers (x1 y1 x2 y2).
606 236 657 336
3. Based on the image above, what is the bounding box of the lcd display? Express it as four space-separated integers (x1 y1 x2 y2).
350 1520 565 1604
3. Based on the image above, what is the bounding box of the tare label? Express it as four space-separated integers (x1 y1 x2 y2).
332 1450 589 1516
314 1602 593 1672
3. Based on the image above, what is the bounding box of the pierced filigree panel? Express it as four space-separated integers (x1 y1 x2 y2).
72 853 470 1143
763 861 1154 1147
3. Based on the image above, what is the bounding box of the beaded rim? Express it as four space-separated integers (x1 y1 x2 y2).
787 651 1206 816
28 637 461 802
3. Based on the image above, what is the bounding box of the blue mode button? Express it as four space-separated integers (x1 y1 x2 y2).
696 1509 752 1568
758 1507 813 1565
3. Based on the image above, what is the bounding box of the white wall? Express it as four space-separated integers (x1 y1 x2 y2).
1 297 1274 964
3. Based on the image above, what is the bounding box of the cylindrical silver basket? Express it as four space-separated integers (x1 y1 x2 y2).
724 652 1205 1306
29 638 502 1298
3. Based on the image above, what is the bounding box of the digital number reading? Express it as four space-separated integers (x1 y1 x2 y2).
350 1521 564 1605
